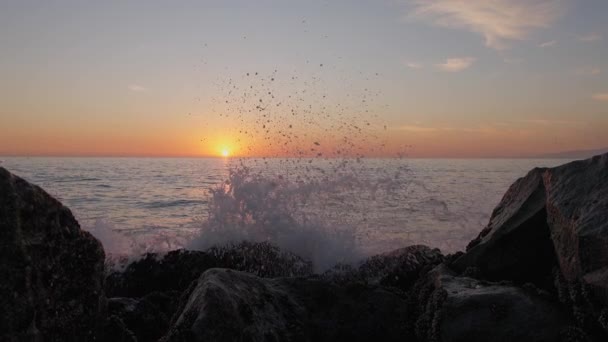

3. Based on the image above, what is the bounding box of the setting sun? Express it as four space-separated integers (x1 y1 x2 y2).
221 148 230 157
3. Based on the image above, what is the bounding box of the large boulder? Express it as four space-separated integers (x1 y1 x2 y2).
0 167 106 340
161 268 411 342
413 265 570 342
453 167 557 287
454 153 608 298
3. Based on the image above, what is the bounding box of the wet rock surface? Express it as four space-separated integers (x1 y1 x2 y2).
0 167 106 341
453 153 608 339
161 268 411 342
106 241 314 298
412 265 569 342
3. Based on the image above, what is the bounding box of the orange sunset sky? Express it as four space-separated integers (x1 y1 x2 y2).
1 1 607 158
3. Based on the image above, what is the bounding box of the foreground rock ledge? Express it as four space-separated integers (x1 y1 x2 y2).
161 268 412 342
0 167 106 340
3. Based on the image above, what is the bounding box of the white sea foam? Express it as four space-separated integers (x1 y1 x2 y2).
187 159 414 271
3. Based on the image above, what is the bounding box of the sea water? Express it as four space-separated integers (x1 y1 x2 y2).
0 156 569 269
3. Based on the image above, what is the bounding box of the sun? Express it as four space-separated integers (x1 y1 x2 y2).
221 148 230 157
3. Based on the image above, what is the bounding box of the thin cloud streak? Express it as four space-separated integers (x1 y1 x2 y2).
128 84 147 92
592 93 608 102
436 57 475 72
578 32 603 42
404 61 423 69
408 0 565 50
539 40 557 47
576 67 602 76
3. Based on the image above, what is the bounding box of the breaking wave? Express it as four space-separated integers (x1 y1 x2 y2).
188 160 410 271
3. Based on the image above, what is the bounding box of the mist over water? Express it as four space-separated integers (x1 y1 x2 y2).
187 159 410 270
1 156 570 270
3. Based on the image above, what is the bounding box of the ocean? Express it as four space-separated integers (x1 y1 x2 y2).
0 157 570 269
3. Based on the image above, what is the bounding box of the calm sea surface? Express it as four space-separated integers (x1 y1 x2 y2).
0 157 570 261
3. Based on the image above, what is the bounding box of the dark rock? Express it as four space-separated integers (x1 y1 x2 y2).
161 268 411 342
413 265 570 342
105 249 217 298
0 167 106 340
101 315 137 342
542 154 608 300
358 244 444 289
455 153 608 294
324 244 444 291
106 241 314 298
207 241 314 278
453 153 608 339
107 293 176 342
453 167 557 288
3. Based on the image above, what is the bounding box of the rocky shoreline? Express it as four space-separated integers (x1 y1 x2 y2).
1 153 608 341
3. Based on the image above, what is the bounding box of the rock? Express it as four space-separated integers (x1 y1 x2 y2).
324 244 444 290
206 241 314 278
358 244 444 289
452 153 608 338
107 292 177 342
455 153 608 295
0 167 106 340
453 167 557 287
543 154 608 298
413 265 570 342
106 241 313 298
106 249 218 298
162 268 411 342
101 315 137 342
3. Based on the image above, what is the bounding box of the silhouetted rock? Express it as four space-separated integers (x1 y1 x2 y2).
453 167 557 288
106 242 313 298
101 315 137 342
106 249 217 298
453 153 608 339
324 244 444 290
161 268 411 342
413 265 570 342
107 292 177 342
358 244 444 289
457 154 608 294
207 241 314 278
0 167 106 340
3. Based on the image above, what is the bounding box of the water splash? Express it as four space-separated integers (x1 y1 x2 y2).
188 159 412 271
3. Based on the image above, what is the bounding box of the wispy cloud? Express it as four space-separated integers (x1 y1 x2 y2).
519 118 583 126
408 0 565 50
404 61 423 69
397 125 441 133
539 40 557 47
577 32 603 42
576 67 602 76
396 124 500 134
436 57 476 72
128 84 147 92
592 93 608 102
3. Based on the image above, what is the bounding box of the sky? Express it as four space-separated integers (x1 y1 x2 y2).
1 0 607 158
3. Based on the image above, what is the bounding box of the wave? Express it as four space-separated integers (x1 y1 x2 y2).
187 161 410 271
139 199 207 209
54 177 102 183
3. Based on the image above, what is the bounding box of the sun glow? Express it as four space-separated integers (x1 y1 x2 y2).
221 148 230 157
